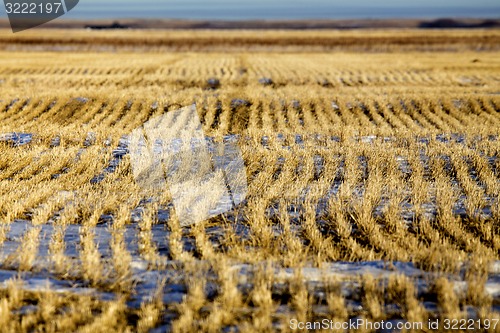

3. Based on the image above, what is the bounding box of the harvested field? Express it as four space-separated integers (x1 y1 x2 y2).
0 29 499 332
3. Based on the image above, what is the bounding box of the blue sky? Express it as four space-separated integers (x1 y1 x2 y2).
78 0 500 7
2 0 500 19
68 0 500 19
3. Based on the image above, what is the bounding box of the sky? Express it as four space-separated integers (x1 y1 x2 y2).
2 0 500 20
76 0 500 7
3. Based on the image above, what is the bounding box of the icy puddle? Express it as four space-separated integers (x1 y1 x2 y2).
0 132 33 146
0 269 115 300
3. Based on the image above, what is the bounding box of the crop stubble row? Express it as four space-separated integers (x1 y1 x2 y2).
0 46 499 331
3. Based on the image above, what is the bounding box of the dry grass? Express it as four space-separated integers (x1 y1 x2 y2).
0 29 499 332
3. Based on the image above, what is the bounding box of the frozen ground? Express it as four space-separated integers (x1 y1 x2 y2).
1 130 499 323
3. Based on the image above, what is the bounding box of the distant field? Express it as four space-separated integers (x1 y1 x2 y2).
1 28 500 52
0 30 499 332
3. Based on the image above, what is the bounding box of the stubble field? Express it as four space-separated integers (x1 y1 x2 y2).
0 29 499 332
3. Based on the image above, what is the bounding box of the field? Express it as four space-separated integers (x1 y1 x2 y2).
0 29 499 332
